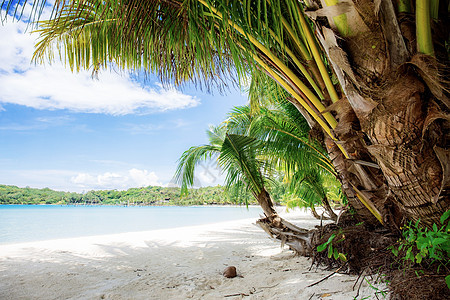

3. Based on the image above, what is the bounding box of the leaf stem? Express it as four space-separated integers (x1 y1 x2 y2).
416 0 435 56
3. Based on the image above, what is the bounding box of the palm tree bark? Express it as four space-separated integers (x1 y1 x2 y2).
315 1 449 229
360 73 449 228
256 188 278 219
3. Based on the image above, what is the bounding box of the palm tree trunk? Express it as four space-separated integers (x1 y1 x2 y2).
310 206 321 219
254 188 316 255
314 2 449 229
322 196 338 221
359 73 449 228
256 188 278 219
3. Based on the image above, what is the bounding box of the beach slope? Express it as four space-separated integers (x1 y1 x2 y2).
0 211 385 299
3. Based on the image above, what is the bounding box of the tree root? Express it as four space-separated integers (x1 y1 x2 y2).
256 216 316 256
257 215 449 300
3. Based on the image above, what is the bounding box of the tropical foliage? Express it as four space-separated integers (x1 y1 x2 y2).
390 210 450 265
224 102 341 220
175 124 279 217
0 184 257 206
176 99 341 219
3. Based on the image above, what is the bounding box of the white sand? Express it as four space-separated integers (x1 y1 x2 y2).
0 209 386 299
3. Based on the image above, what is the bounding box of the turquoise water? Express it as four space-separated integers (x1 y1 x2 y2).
0 205 263 244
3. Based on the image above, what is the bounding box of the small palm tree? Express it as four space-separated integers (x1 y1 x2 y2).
175 125 278 219
225 101 339 220
175 122 315 255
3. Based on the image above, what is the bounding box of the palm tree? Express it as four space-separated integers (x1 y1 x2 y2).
177 100 340 221
225 102 340 220
175 125 278 219
3 0 448 229
175 123 315 254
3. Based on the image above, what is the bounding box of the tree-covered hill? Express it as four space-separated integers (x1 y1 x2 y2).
0 184 260 206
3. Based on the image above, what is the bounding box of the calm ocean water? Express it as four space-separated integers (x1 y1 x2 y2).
0 205 263 244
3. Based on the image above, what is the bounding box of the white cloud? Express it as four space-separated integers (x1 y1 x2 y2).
0 15 200 115
97 172 124 186
71 173 96 185
71 168 162 190
129 168 160 187
0 167 163 192
0 166 224 192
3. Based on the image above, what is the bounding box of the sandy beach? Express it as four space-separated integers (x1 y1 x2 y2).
0 210 386 299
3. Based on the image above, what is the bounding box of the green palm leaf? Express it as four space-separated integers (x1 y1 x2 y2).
220 133 265 197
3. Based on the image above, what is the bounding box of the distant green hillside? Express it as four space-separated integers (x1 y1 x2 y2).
0 184 259 206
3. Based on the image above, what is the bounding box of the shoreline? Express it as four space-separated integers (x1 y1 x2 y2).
0 205 266 245
0 217 259 247
0 210 385 299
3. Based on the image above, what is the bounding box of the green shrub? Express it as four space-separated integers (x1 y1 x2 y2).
317 232 347 262
389 210 450 289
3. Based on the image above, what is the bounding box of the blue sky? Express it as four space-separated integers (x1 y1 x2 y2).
0 5 247 192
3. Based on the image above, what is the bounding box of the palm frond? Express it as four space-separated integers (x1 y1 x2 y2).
26 0 241 90
3 0 341 135
174 144 221 195
219 133 265 196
